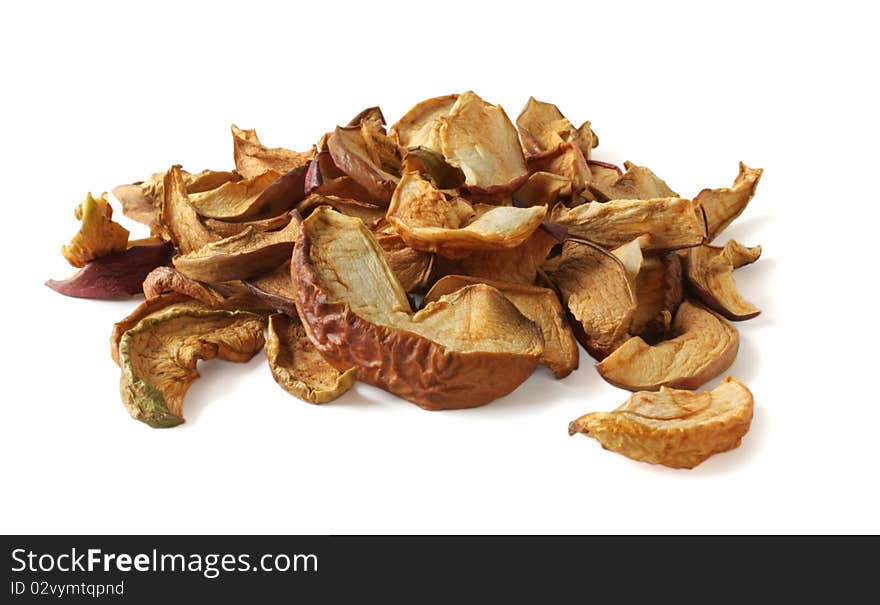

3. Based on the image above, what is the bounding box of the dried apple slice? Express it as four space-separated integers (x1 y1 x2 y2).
388 172 545 258
390 94 458 150
438 91 528 194
231 125 313 179
161 165 220 254
48 241 174 300
297 193 386 224
189 166 307 222
526 143 589 194
685 241 762 320
403 146 466 190
630 251 684 343
442 229 558 285
376 233 435 293
327 125 400 203
587 162 678 202
545 240 636 360
597 300 738 391
245 262 298 316
568 376 753 469
113 170 240 227
203 213 293 238
550 197 705 250
142 266 229 306
266 314 358 404
610 235 650 288
292 207 543 410
110 293 189 366
695 162 763 241
425 276 578 378
516 96 582 157
61 192 130 267
118 304 266 427
513 171 571 206
173 220 300 283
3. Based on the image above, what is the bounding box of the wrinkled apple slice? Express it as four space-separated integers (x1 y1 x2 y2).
526 143 589 194
245 261 298 316
118 304 266 427
630 251 684 343
597 300 738 391
113 170 240 227
61 192 130 267
516 97 582 156
390 94 458 150
292 207 543 410
568 376 753 469
266 314 358 404
545 240 636 360
551 197 705 250
685 240 762 320
173 220 300 282
47 242 174 300
695 162 763 241
161 165 220 254
388 172 545 258
142 266 229 306
296 193 386 224
189 166 307 222
231 125 313 179
327 125 400 203
403 146 466 190
110 293 189 366
203 212 293 238
425 276 578 378
587 162 678 202
513 171 571 206
610 235 651 288
439 91 528 193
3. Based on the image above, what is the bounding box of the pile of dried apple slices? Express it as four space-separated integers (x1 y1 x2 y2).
48 92 764 469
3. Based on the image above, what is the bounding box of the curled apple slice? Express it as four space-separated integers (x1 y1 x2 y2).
545 239 636 360
630 251 683 343
61 192 129 267
327 125 400 204
587 162 677 202
161 165 220 254
425 275 578 378
376 233 435 293
685 240 762 320
550 197 705 250
118 304 266 427
597 300 738 391
390 94 458 150
173 219 300 283
189 166 307 222
695 162 763 241
266 314 358 404
231 125 313 179
439 91 528 194
387 172 545 258
440 228 558 285
568 376 753 469
292 207 543 410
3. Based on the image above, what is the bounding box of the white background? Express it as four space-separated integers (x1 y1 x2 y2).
1 0 877 534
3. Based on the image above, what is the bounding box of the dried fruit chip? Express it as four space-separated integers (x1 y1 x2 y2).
695 162 763 241
516 97 583 157
142 266 230 307
61 192 130 267
48 242 174 300
203 212 293 238
685 240 762 320
513 171 571 207
245 261 298 316
390 94 458 150
425 275 578 378
297 193 386 224
402 146 466 190
327 125 400 203
551 197 705 250
568 376 753 468
266 314 358 404
173 219 300 283
587 162 678 202
545 239 636 359
189 166 307 222
629 251 684 343
161 165 220 254
439 91 528 193
376 233 435 293
442 229 558 285
292 207 543 410
118 304 266 427
597 300 738 391
231 125 313 179
110 294 189 366
388 172 545 258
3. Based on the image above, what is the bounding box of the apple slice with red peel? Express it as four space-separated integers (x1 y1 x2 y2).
685 240 762 320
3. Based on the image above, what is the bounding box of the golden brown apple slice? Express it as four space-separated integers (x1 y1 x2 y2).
425 275 578 378
118 304 266 427
568 376 753 469
440 228 558 285
173 220 300 283
266 314 358 404
376 233 435 293
188 166 307 222
296 193 386 224
231 125 313 179
438 91 528 194
695 162 763 241
203 213 293 238
515 97 596 160
387 172 545 258
327 125 400 204
390 94 458 150
587 162 678 201
161 165 221 254
550 197 705 250
513 171 571 206
545 239 636 360
685 240 762 320
597 300 738 391
61 192 129 267
292 207 544 410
